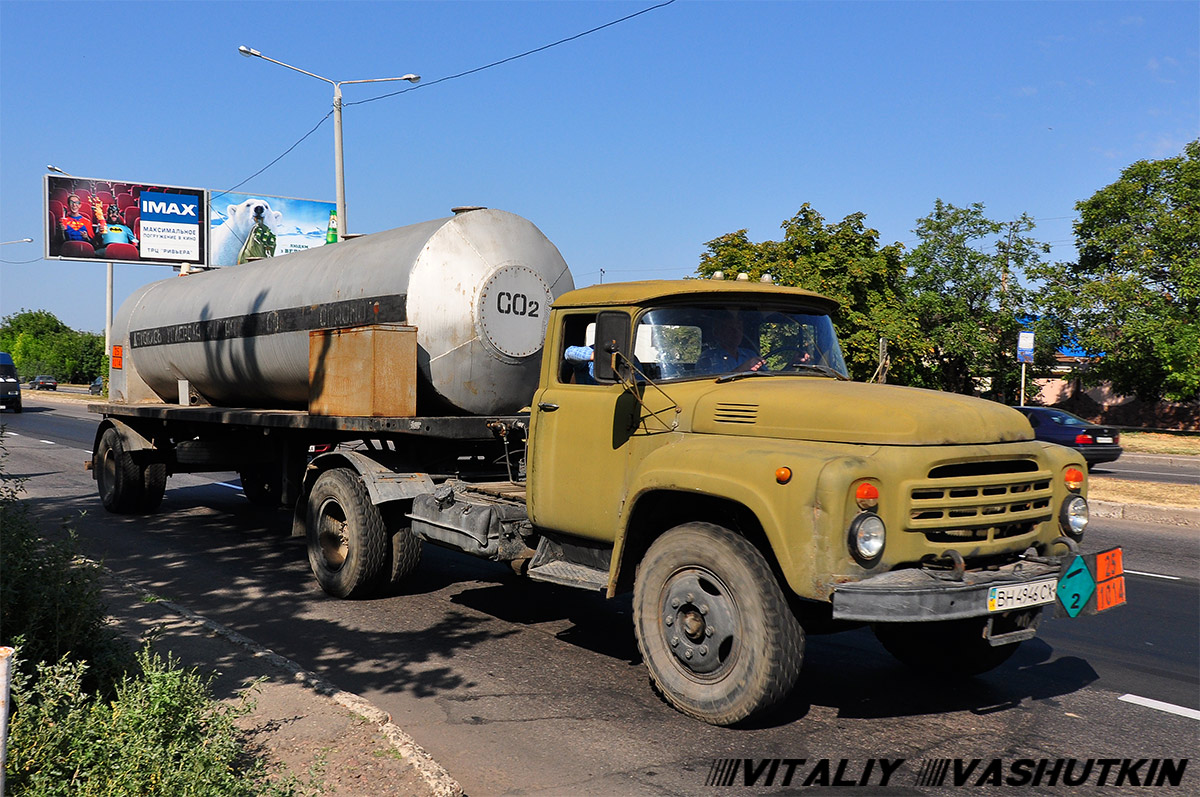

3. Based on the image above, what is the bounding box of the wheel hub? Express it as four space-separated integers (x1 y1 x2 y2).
660 570 737 676
317 499 349 569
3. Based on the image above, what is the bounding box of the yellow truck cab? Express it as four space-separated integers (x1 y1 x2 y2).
525 279 1116 724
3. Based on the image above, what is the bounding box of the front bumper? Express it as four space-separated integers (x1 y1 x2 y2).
831 558 1063 623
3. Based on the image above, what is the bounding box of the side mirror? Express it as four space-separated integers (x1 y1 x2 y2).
592 311 631 382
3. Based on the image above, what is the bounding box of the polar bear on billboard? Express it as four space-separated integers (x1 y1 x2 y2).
210 198 284 267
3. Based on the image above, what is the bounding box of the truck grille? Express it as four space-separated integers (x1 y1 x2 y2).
906 459 1052 542
712 403 758 424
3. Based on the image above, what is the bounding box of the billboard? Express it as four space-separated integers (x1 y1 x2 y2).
44 175 207 266
207 191 336 267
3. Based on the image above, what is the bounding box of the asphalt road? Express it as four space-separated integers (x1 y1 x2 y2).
1091 455 1199 486
4 397 1198 796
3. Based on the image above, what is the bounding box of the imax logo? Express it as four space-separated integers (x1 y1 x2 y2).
141 200 197 217
139 191 200 223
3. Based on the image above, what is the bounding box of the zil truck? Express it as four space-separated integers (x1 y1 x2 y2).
87 207 1124 725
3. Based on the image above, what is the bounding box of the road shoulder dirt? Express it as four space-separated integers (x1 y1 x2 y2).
100 573 462 797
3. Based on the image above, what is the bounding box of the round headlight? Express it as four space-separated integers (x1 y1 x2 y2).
849 512 886 565
1060 495 1088 539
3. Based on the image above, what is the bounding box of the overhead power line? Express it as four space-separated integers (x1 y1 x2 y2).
346 0 678 108
219 0 677 196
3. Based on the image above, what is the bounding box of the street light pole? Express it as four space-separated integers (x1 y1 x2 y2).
238 46 419 239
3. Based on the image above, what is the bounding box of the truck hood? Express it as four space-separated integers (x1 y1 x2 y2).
690 379 1033 446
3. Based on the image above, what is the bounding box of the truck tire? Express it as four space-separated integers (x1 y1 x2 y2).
873 618 1020 677
140 462 167 513
388 525 423 589
96 426 144 513
305 468 388 599
633 522 805 726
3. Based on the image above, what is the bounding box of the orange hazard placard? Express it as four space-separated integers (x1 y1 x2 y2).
111 345 123 370
1095 548 1123 582
1096 575 1126 612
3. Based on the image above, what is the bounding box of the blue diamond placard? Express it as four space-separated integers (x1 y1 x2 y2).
1057 555 1096 618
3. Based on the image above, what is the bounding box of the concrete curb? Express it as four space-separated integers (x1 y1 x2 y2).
1116 452 1200 468
1089 500 1200 528
104 569 464 797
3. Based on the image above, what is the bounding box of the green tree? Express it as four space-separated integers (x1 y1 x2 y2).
1031 141 1200 401
697 204 919 382
904 201 1053 398
0 309 104 383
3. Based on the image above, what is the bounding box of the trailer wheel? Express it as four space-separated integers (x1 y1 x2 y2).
306 468 388 599
873 618 1020 677
633 522 805 726
96 427 144 513
387 525 423 590
140 462 167 513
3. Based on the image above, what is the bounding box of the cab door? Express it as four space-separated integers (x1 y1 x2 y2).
528 311 637 542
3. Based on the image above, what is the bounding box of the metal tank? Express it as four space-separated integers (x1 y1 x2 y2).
110 208 574 415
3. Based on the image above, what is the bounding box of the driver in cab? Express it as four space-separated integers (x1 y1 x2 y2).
695 312 765 375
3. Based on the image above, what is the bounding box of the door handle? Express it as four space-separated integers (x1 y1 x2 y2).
538 402 559 412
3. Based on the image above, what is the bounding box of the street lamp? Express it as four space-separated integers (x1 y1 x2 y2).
238 46 419 239
0 238 33 246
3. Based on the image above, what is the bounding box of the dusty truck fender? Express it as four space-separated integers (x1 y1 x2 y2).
290 450 434 537
606 434 868 599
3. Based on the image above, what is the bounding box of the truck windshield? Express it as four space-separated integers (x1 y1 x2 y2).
633 304 850 381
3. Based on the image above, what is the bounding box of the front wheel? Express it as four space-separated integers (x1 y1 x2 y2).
873 618 1020 677
633 522 805 726
305 468 388 599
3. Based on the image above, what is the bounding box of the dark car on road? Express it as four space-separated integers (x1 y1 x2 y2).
30 375 58 391
0 352 20 412
1014 406 1123 468
89 376 104 395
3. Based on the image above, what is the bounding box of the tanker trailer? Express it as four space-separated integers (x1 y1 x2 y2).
90 207 573 525
110 207 572 414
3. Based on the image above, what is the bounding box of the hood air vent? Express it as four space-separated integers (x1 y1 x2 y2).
713 403 758 424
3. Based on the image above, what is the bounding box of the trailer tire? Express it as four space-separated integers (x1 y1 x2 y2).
306 468 388 599
96 426 144 513
873 618 1020 677
633 522 804 726
388 525 423 589
140 462 167 513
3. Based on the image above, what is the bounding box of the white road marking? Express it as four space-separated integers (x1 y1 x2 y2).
215 482 244 490
1119 694 1200 721
1125 569 1182 581
40 440 55 445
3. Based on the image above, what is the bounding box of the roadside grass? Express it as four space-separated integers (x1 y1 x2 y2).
1088 477 1200 510
0 438 302 796
1120 431 1200 456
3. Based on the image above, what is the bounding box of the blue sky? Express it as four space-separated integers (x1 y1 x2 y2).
1 1 1196 332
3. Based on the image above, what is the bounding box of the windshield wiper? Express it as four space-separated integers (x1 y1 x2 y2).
791 363 850 380
715 364 849 383
714 371 777 383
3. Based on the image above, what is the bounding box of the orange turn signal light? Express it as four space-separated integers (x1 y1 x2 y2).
1065 467 1085 492
775 467 792 484
855 482 880 509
